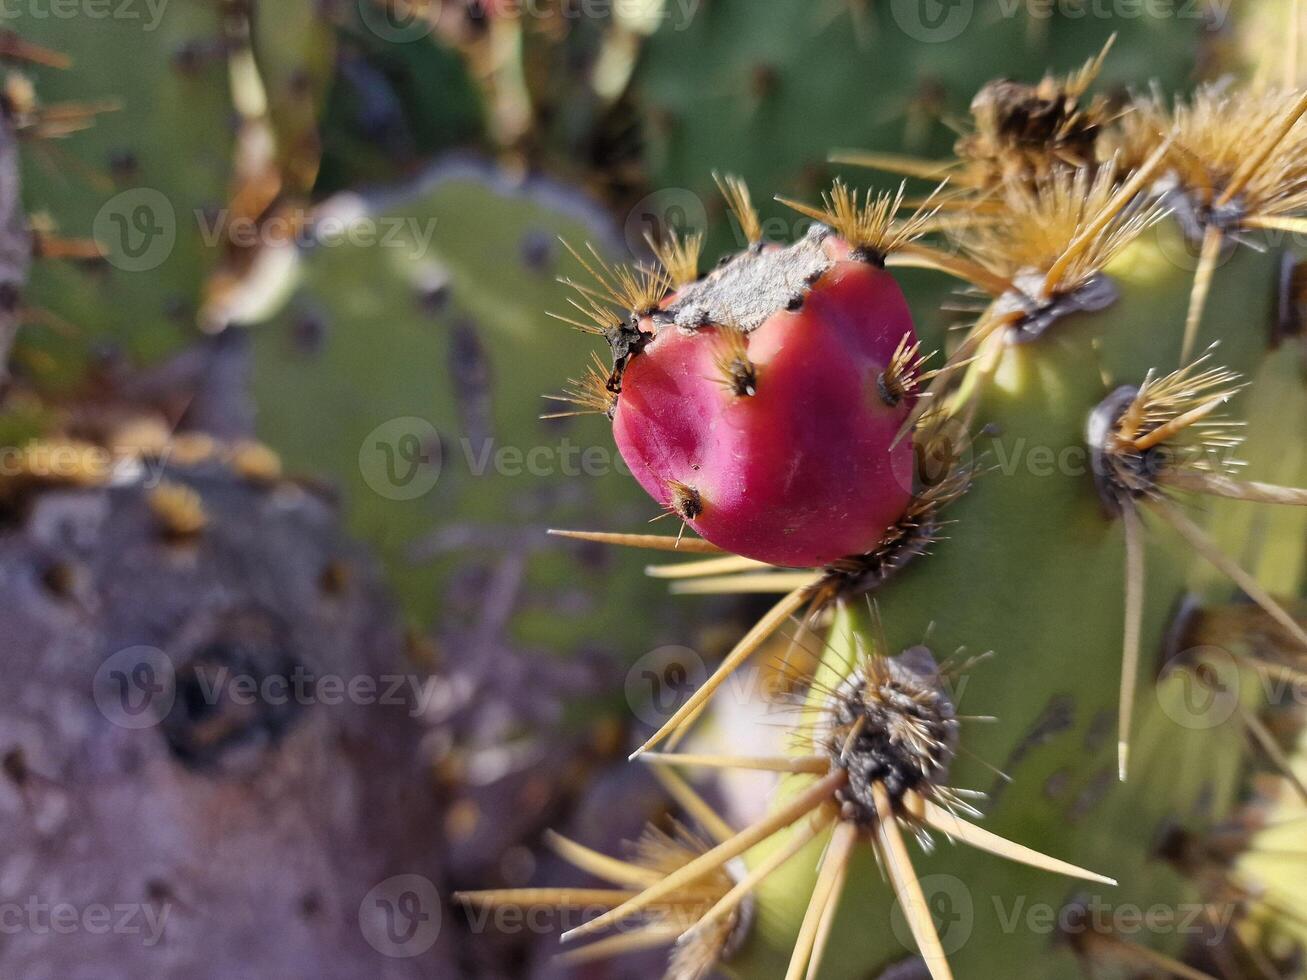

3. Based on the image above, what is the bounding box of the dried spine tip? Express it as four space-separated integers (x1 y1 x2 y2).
667 480 704 521
647 229 704 288
543 351 619 419
558 239 670 317
1090 350 1246 511
878 334 928 406
712 328 757 397
455 809 750 978
713 172 763 245
776 179 940 263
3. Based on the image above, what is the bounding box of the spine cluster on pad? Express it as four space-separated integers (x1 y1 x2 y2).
463 32 1307 980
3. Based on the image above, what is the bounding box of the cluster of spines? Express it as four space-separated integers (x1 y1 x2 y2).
481 33 1307 980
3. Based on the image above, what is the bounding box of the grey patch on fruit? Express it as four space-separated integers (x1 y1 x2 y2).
665 224 832 333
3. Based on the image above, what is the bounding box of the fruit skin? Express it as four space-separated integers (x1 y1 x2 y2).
613 255 917 568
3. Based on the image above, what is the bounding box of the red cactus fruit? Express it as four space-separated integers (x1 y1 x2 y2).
610 228 918 568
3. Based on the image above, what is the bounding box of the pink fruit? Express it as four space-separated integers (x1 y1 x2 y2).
609 230 917 568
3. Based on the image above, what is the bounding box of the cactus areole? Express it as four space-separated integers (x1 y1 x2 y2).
610 228 918 568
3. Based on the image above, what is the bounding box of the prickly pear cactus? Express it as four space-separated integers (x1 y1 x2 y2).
13 1 236 388
244 161 682 667
458 35 1307 980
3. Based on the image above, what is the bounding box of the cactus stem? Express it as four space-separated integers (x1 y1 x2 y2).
547 528 724 554
1180 225 1224 365
1148 498 1307 652
713 172 763 246
559 771 848 941
1119 503 1145 782
630 583 820 757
